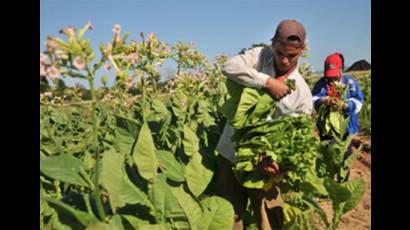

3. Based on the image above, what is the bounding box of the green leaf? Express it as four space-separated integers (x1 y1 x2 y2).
150 99 169 121
324 178 350 207
120 215 150 229
242 171 266 189
40 154 93 189
231 88 261 128
301 195 330 227
108 215 125 230
155 150 185 182
342 179 365 213
171 184 203 229
44 196 99 228
198 196 234 230
185 152 213 196
121 173 154 210
283 204 303 227
139 224 167 230
85 222 112 230
299 167 327 197
220 79 243 120
101 149 126 211
152 175 191 229
133 122 158 182
114 116 140 155
183 125 199 156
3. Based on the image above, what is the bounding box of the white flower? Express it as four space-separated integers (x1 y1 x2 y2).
112 24 121 34
86 21 94 30
73 56 86 70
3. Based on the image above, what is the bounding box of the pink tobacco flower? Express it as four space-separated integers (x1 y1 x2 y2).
73 56 86 70
47 66 61 80
40 53 48 64
127 52 139 64
40 64 47 76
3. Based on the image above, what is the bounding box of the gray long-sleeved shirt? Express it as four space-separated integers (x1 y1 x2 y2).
216 46 313 163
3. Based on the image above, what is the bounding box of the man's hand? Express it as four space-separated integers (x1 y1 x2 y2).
257 155 280 175
338 102 348 110
321 96 334 106
264 78 291 101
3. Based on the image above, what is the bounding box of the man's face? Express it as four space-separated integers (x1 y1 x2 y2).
272 42 304 73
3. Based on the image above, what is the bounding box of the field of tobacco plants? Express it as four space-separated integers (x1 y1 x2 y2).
40 23 371 229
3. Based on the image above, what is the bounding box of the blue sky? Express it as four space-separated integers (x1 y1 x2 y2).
40 0 371 87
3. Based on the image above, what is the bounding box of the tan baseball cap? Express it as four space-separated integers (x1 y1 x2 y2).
271 19 306 48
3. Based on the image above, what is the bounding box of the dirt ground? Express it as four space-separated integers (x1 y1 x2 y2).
314 134 371 230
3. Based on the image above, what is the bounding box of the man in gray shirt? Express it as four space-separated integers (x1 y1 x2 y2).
216 19 313 230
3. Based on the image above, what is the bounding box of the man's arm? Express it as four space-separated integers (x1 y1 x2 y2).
344 78 365 116
222 47 270 89
311 78 328 110
222 47 290 101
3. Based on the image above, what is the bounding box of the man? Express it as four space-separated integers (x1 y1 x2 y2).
312 53 364 138
216 19 313 230
312 52 364 181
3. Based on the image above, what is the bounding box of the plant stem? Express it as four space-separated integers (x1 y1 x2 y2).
87 70 107 222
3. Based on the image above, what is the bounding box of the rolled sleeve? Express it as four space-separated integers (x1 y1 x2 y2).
221 47 270 89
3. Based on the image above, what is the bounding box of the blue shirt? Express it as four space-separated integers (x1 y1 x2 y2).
312 75 365 135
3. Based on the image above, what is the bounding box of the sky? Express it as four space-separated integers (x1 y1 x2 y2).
40 0 371 87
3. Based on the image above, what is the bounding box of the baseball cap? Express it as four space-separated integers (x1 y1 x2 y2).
324 53 343 78
271 19 306 48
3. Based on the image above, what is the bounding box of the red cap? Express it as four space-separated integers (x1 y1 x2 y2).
324 53 343 78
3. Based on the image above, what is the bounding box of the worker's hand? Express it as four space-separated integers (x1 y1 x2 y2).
338 102 348 110
321 96 334 106
264 78 291 101
257 155 280 175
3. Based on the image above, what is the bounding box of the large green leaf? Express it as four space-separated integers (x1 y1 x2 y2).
183 125 199 156
342 179 365 213
185 152 213 196
101 149 125 211
40 154 93 189
121 173 154 210
171 184 203 229
114 116 140 155
198 196 234 230
299 167 327 197
231 88 261 128
120 215 150 229
85 222 112 230
220 79 243 120
139 224 168 230
44 196 99 228
324 178 350 207
150 99 169 122
108 215 125 230
133 122 158 182
156 150 185 182
154 175 190 229
301 195 330 227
